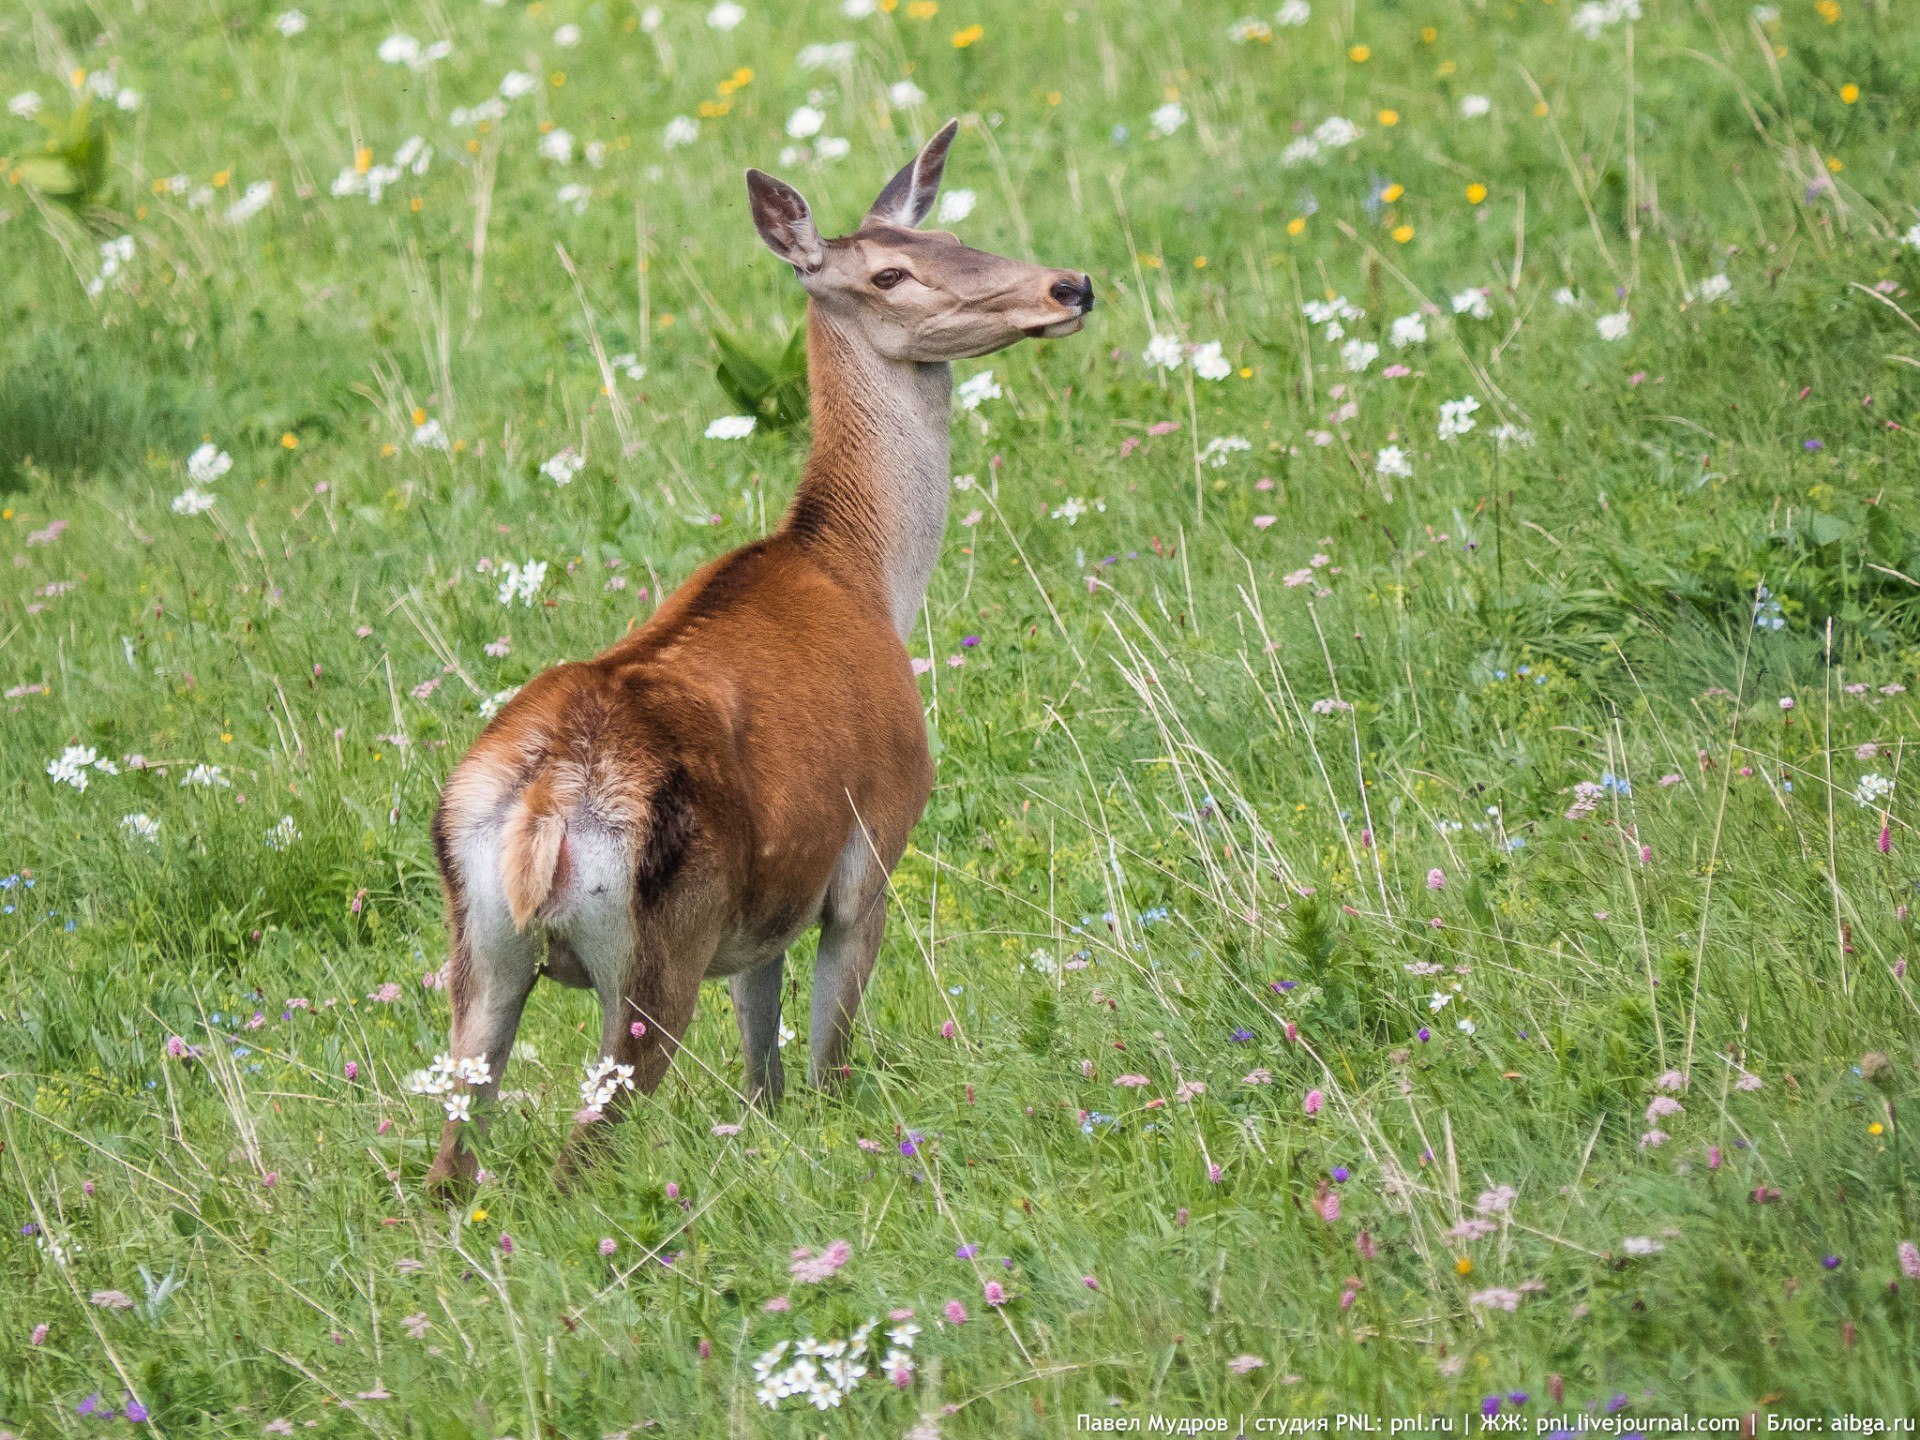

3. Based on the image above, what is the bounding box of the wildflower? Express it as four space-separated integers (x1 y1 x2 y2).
1341 339 1379 372
1475 1185 1518 1214
496 559 548 607
10 91 44 118
1460 94 1491 118
943 1300 969 1324
1143 333 1185 370
705 415 756 440
1596 311 1632 340
1304 1088 1324 1115
982 1280 1007 1306
1149 102 1188 137
1451 289 1491 320
1470 1287 1524 1311
47 745 104 791
538 129 576 164
171 489 217 516
1113 1073 1150 1088
889 79 928 107
1645 1095 1683 1121
1201 436 1252 466
264 815 300 851
1426 867 1446 890
1564 780 1604 820
1493 423 1535 450
1621 1236 1664 1256
663 115 699 148
957 370 1001 410
1855 773 1892 808
1050 497 1104 523
1899 1242 1920 1280
707 1 746 29
1276 0 1310 22
790 1239 852 1283
1376 446 1412 479
1687 273 1733 304
786 106 826 140
1389 312 1427 348
540 448 585 485
935 188 976 224
1437 395 1481 440
1191 341 1233 380
187 443 233 484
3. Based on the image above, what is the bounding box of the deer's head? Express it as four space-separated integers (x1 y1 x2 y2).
746 119 1093 364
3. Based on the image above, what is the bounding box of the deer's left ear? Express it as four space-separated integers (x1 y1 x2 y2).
864 118 959 229
747 169 826 272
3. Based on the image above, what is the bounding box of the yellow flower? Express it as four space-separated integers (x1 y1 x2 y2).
906 0 938 16
1533 100 1550 117
1138 251 1162 268
1378 108 1400 126
280 432 299 450
1046 90 1061 106
1465 182 1488 204
1347 43 1371 62
1437 59 1456 77
698 98 731 118
951 22 983 47
411 407 427 427
1420 26 1438 42
731 67 754 87
1826 155 1844 172
355 147 372 175
550 71 566 87
1392 224 1415 243
470 1206 489 1223
1815 0 1840 21
1455 1256 1473 1275
1381 182 1404 202
1869 1121 1884 1135
1286 215 1307 235
212 169 230 188
1840 83 1859 103
410 196 423 212
1238 367 1253 378
1194 255 1207 268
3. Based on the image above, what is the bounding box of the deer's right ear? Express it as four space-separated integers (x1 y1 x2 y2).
746 169 825 273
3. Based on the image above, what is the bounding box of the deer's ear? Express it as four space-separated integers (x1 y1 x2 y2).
863 118 959 229
746 169 825 271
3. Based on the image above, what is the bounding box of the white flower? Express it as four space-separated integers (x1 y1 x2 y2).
1856 773 1893 808
188 443 233 484
538 128 575 164
844 0 878 13
957 370 1001 410
443 1093 474 1123
786 106 826 140
378 33 421 65
663 115 699 149
1341 339 1379 372
1281 136 1321 168
1437 395 1481 440
1451 288 1491 319
540 448 585 485
394 136 432 175
1686 273 1733 304
935 188 976 224
1553 286 1582 306
1752 4 1780 19
265 815 300 851
1621 1235 1664 1256
553 22 582 46
1302 295 1363 328
1276 0 1311 24
1492 423 1535 450
9 91 43 118
47 745 99 791
179 764 229 788
171 488 217 516
796 41 855 70
479 687 520 719
814 136 851 161
451 98 508 126
1460 94 1492 118
1312 115 1360 149
610 352 647 381
1149 102 1188 137
1143 334 1185 370
1200 435 1252 466
1902 223 1920 252
706 0 746 29
274 9 308 34
497 560 548 608
888 79 927 108
121 813 161 843
115 89 141 111
226 181 274 225
1027 948 1058 976
1190 341 1233 381
640 4 664 28
1596 310 1631 340
705 414 756 440
1052 497 1105 523
556 180 591 213
1229 18 1274 42
1389 312 1427 348
412 418 449 450
500 70 538 99
1376 445 1412 479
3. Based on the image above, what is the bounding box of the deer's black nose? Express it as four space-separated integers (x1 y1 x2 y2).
1051 275 1094 312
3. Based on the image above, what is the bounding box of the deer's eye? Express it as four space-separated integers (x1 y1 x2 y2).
871 268 907 290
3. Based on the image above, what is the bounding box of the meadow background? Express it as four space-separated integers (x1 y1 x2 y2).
4 0 1920 1432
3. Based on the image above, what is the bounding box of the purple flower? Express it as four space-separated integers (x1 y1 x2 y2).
1273 979 1297 992
1803 438 1824 451
1822 1255 1841 1270
1230 1027 1255 1043
78 1393 112 1419
1509 1392 1529 1407
955 1243 979 1259
1332 1166 1351 1183
900 1135 919 1157
961 635 980 647
125 1397 150 1424
1417 1027 1431 1042
1482 1396 1501 1419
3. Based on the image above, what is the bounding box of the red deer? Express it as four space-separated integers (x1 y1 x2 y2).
423 120 1093 1190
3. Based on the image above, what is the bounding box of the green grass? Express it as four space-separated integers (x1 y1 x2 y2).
4 0 1920 1433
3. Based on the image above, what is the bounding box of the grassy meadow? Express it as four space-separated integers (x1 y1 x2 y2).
4 0 1920 1432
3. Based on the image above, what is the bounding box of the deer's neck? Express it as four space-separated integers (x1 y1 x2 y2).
784 306 952 639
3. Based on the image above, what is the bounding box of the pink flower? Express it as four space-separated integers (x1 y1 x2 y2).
762 1295 791 1312
1208 1163 1223 1184
1082 1275 1099 1290
983 1280 1007 1306
1228 1354 1266 1374
940 1019 956 1039
30 1323 48 1346
1707 1144 1722 1170
1357 1230 1377 1260
1645 1096 1683 1121
1113 1074 1151 1088
599 1237 616 1256
1315 1182 1341 1222
498 1233 514 1254
1899 1242 1920 1281
944 1300 969 1325
344 1061 359 1080
789 1239 852 1284
372 983 401 1003
630 1020 646 1038
1253 515 1277 529
165 1035 190 1059
1304 1088 1324 1116
1426 868 1446 890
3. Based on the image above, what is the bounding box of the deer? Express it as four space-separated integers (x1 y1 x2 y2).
422 119 1094 1191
